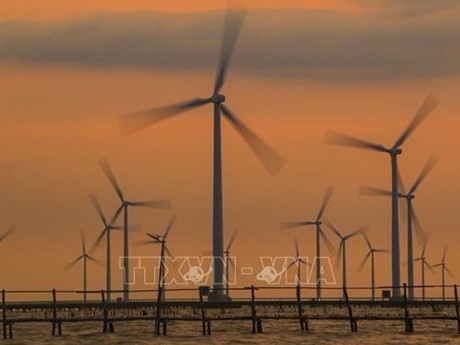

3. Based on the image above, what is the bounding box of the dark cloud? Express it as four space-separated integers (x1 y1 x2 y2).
0 8 459 81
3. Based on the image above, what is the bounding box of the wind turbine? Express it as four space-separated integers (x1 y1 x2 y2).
287 238 309 286
413 238 433 301
119 8 285 297
357 233 389 300
280 187 334 299
64 232 102 303
99 159 171 301
431 247 454 301
360 154 438 300
325 221 365 295
326 94 440 297
138 215 175 301
88 193 123 301
224 230 238 297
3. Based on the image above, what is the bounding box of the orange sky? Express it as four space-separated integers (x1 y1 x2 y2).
0 0 459 300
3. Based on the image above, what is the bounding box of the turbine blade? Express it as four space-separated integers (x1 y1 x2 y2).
359 185 392 197
88 193 108 227
134 239 157 246
98 159 124 203
294 237 300 259
316 187 333 221
64 255 83 271
357 251 371 273
319 225 335 254
323 219 342 239
88 229 106 255
421 237 428 258
80 230 86 254
445 266 455 278
362 232 372 251
108 205 124 227
213 7 246 94
375 249 390 254
87 255 104 266
442 246 447 263
409 154 439 195
413 257 422 262
120 97 212 135
412 208 427 245
226 229 238 252
392 93 440 149
280 221 316 230
334 241 343 270
165 246 175 260
287 259 297 270
397 168 407 195
162 215 176 240
346 226 367 240
0 225 16 242
129 200 171 209
325 131 387 152
221 104 286 175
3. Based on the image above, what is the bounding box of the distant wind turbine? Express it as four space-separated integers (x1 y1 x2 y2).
138 215 175 301
287 238 309 286
88 193 123 302
119 8 285 297
224 230 238 297
357 233 389 300
326 94 440 297
280 187 334 299
360 154 438 300
99 159 171 301
413 237 433 301
65 232 102 303
431 246 454 301
325 221 365 295
0 226 15 245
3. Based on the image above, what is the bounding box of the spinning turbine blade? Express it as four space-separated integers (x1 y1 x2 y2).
319 226 335 254
363 233 372 251
294 237 300 259
335 241 344 269
64 255 83 271
359 185 392 197
280 221 316 230
325 131 387 152
408 154 439 194
346 227 367 240
0 225 16 242
357 251 371 273
214 7 246 94
316 187 333 221
445 266 455 278
120 97 212 135
165 246 175 260
221 104 286 175
226 229 238 252
129 200 171 209
163 215 177 240
392 93 440 149
88 193 108 227
99 159 124 202
80 231 86 254
442 246 447 263
412 208 427 245
87 255 104 266
323 220 342 239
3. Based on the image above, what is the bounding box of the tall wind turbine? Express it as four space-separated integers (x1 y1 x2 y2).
287 238 309 286
99 159 171 301
138 215 175 301
413 238 433 301
325 221 365 294
119 8 285 297
224 230 238 297
280 188 334 299
65 232 102 303
432 247 454 301
357 233 389 300
326 94 440 297
88 193 123 301
360 154 438 299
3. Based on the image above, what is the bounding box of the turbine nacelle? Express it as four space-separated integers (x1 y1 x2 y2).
212 93 226 104
389 148 403 155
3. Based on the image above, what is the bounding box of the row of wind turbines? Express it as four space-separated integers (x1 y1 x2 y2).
53 6 452 302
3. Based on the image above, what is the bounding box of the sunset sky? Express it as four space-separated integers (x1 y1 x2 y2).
0 0 459 299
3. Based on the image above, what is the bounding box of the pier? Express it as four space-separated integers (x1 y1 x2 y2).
1 284 460 339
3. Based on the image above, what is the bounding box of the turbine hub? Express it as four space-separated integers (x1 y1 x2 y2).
212 93 226 104
390 148 403 155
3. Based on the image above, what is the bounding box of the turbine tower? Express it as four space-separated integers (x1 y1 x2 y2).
281 187 334 299
65 232 102 303
358 233 389 300
119 8 285 297
360 154 438 300
432 247 454 301
287 238 309 286
325 221 365 295
88 193 123 301
99 159 171 301
326 94 439 297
